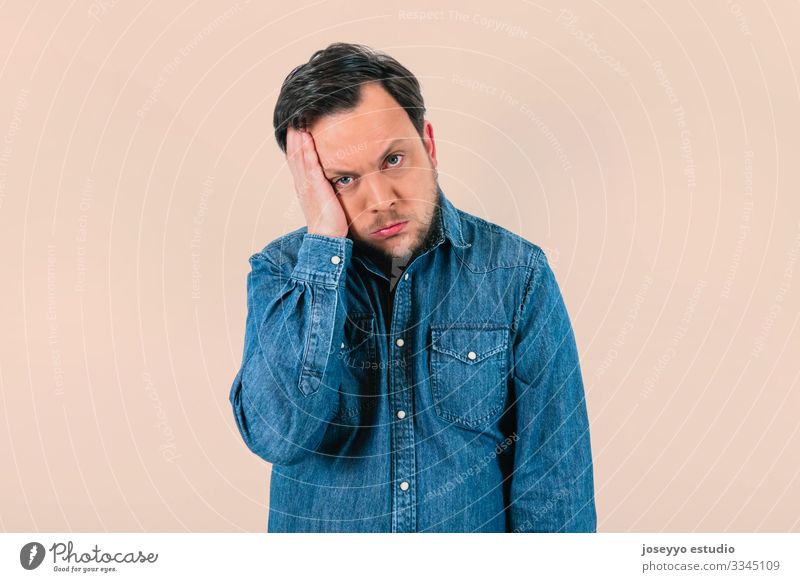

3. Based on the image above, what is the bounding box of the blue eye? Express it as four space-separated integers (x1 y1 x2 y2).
386 154 403 167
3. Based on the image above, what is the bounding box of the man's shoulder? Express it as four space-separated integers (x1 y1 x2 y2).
454 207 545 270
248 225 308 267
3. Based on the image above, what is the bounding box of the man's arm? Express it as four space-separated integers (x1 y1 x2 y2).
507 248 597 532
228 233 351 466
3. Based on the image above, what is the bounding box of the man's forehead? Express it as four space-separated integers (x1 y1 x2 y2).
309 85 414 165
312 105 404 145
313 120 417 172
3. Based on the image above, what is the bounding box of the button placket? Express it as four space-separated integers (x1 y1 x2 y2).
389 279 417 533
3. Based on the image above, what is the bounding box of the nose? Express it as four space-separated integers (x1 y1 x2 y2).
361 173 399 212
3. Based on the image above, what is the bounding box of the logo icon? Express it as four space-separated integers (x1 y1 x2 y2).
20 542 46 570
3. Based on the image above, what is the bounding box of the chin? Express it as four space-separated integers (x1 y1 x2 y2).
385 233 414 251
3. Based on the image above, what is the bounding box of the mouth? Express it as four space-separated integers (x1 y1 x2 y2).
371 220 408 239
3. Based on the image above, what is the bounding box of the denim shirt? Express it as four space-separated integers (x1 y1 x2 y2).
229 186 597 532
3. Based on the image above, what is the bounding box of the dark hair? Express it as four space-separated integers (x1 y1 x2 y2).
273 42 426 154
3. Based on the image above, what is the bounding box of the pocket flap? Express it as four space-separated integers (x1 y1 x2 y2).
431 324 508 364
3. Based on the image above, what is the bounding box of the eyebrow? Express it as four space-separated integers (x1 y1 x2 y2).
322 138 407 177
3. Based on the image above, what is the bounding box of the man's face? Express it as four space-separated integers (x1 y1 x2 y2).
308 82 440 267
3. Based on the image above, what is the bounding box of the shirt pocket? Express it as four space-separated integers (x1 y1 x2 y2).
333 313 380 426
430 323 510 430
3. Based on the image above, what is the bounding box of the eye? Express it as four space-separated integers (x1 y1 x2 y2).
332 176 353 191
385 153 404 167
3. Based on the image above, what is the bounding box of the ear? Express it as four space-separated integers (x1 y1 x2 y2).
422 119 437 169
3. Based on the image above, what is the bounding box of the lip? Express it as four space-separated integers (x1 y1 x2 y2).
371 221 408 238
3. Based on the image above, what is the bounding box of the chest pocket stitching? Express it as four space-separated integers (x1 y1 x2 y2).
430 324 510 429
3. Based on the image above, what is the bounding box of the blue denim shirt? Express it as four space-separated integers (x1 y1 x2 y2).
229 186 597 532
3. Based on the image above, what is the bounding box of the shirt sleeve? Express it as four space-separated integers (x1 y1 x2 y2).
507 248 598 532
228 233 351 466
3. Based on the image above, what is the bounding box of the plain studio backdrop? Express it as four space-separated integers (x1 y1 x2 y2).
0 0 798 532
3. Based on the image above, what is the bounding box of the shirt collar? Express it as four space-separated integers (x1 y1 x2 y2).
435 184 471 250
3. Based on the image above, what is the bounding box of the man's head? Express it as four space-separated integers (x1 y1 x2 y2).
273 43 441 270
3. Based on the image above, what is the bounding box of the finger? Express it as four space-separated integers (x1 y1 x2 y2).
302 131 329 184
295 130 313 193
286 127 308 189
287 126 304 166
302 130 317 165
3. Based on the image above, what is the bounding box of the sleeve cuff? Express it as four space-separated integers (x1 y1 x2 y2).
290 233 353 286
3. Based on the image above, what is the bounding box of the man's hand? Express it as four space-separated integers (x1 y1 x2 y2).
286 126 349 238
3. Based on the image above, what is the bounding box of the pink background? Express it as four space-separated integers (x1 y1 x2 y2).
1 0 799 531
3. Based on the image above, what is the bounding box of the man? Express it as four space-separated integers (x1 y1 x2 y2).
229 42 597 532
